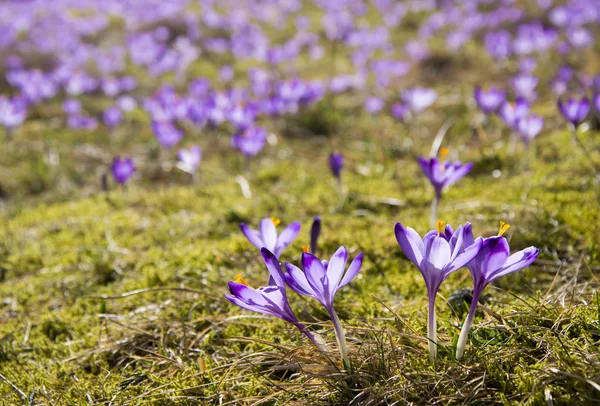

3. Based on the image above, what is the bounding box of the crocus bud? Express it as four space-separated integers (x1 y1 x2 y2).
310 216 321 255
329 153 343 180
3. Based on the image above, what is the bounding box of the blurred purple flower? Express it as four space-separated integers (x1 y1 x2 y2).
152 121 183 148
498 98 530 130
111 157 135 185
516 114 544 145
231 126 267 157
103 107 122 128
558 97 590 127
402 87 437 114
177 145 202 174
474 86 505 114
365 96 385 114
329 153 344 180
0 95 28 131
63 99 82 115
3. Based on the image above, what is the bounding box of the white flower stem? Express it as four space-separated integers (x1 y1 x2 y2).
329 307 350 371
428 298 437 363
430 193 440 228
456 290 482 360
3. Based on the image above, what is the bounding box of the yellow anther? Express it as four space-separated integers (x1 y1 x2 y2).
439 147 449 160
436 220 445 236
270 217 281 227
498 221 511 236
301 245 310 253
234 274 251 287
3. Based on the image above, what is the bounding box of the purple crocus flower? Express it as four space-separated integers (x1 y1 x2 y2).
474 86 505 114
516 114 544 145
395 221 483 362
240 217 300 259
284 246 364 368
329 153 344 180
177 145 202 174
67 115 98 131
231 126 267 158
594 94 600 113
103 106 122 128
391 103 409 121
365 97 385 114
63 99 82 115
402 87 437 114
111 157 135 185
0 95 27 134
497 98 529 130
310 216 321 255
418 155 473 226
225 248 319 346
152 121 183 148
511 74 538 101
557 97 590 128
455 222 539 359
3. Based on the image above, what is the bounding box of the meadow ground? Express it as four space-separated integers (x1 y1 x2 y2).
1 6 600 406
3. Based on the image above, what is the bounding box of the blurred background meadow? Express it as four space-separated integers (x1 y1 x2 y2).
0 0 600 404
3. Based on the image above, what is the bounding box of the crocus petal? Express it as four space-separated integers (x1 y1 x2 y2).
448 224 464 262
284 262 315 297
261 248 285 287
463 222 475 247
326 246 348 295
274 221 300 258
394 222 425 267
228 282 270 307
338 252 363 290
425 236 451 272
448 237 483 272
240 223 264 249
259 218 278 252
481 237 510 279
301 252 329 305
489 246 539 281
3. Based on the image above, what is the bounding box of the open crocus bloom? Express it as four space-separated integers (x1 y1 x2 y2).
225 248 319 346
456 222 539 360
240 217 300 259
284 246 363 369
395 221 482 362
474 86 505 114
557 97 590 127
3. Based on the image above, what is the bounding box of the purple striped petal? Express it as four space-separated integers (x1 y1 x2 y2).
326 246 348 295
274 221 300 258
240 223 264 249
394 222 425 267
259 218 278 252
338 252 363 290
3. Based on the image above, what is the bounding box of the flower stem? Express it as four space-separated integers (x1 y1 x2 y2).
455 290 481 360
428 296 437 363
294 322 328 352
328 307 350 371
430 193 440 228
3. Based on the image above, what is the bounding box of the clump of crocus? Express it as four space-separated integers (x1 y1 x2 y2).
177 145 202 174
240 217 300 259
456 222 539 360
152 121 183 148
395 221 482 362
225 248 321 347
284 246 364 369
111 157 135 185
418 149 473 227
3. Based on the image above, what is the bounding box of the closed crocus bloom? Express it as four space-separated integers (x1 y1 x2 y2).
111 157 135 185
225 248 320 347
456 223 539 360
558 97 590 127
284 246 364 368
329 153 343 180
240 217 300 259
395 221 483 362
152 121 183 148
516 114 544 145
309 216 321 255
474 86 505 114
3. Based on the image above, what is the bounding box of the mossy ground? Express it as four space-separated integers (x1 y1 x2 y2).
1 12 600 406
